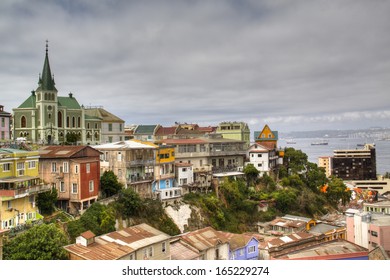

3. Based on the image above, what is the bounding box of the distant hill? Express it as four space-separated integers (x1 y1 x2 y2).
279 127 390 139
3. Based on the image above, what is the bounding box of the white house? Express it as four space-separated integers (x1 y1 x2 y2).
246 143 271 176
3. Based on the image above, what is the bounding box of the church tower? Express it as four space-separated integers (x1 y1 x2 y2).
35 41 58 144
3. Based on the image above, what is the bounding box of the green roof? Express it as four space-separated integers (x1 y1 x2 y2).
18 94 36 108
134 125 158 134
58 96 81 109
36 44 57 91
85 114 102 121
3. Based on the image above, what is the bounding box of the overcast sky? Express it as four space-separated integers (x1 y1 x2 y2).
1 0 389 134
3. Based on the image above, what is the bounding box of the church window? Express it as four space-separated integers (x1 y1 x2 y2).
21 116 27 128
87 123 90 129
48 113 51 119
72 117 75 128
37 93 41 101
78 117 81 128
66 116 70 127
44 93 48 100
58 111 62 127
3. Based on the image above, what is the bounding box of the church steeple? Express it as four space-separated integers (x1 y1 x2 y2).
37 40 57 91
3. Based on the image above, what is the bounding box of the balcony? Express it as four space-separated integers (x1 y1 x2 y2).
0 183 52 199
127 159 155 167
127 174 154 184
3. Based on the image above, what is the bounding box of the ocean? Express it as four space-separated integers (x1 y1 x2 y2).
278 138 390 175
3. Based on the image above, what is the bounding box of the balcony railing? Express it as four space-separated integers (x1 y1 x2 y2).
0 184 52 199
127 159 155 167
127 174 154 184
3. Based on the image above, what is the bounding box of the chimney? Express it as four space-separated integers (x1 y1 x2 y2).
69 92 73 98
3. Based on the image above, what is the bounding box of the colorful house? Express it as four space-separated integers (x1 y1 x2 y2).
64 223 171 260
218 232 259 260
254 124 278 149
38 146 101 215
0 148 50 230
153 145 180 203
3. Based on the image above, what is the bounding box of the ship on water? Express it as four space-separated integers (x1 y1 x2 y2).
311 140 329 146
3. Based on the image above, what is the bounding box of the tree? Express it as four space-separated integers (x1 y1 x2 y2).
65 133 79 145
283 148 308 176
3 223 69 260
66 203 116 242
100 170 123 198
273 188 299 214
36 187 58 215
116 188 142 218
324 177 351 207
243 164 259 187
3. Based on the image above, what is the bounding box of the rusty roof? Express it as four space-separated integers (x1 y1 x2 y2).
64 223 171 260
179 227 229 252
170 240 200 260
39 145 101 158
81 230 95 239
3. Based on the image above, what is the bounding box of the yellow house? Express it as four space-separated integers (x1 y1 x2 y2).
254 124 279 149
0 148 49 230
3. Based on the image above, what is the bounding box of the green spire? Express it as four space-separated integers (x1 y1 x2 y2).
37 40 56 91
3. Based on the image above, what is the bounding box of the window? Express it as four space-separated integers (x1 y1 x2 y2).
239 249 244 256
86 163 91 173
3 163 11 172
60 181 65 192
1 117 4 127
108 123 113 131
108 136 113 143
258 163 262 167
17 162 25 170
89 180 94 192
166 180 170 188
21 116 27 128
162 242 166 253
72 183 78 194
248 245 256 254
119 123 122 131
63 162 69 173
371 231 378 237
28 161 36 169
117 152 122 161
143 247 154 259
258 154 262 157
51 162 57 172
75 165 79 174
1 131 4 140
7 201 12 209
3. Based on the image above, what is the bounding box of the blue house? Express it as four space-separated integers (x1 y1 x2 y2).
219 232 259 260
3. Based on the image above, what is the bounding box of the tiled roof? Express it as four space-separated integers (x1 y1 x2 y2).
64 223 171 260
170 240 200 260
155 126 177 136
179 227 228 252
39 145 100 158
217 231 258 251
84 107 124 122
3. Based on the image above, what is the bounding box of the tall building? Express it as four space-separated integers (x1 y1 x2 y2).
13 43 123 145
331 144 376 180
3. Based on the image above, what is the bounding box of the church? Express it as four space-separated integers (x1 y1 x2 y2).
13 42 125 145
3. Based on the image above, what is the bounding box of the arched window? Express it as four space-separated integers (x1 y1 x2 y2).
94 132 99 140
44 93 48 100
77 117 81 128
87 122 90 129
66 116 70 128
87 132 91 139
58 111 63 127
21 116 27 128
72 117 76 128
